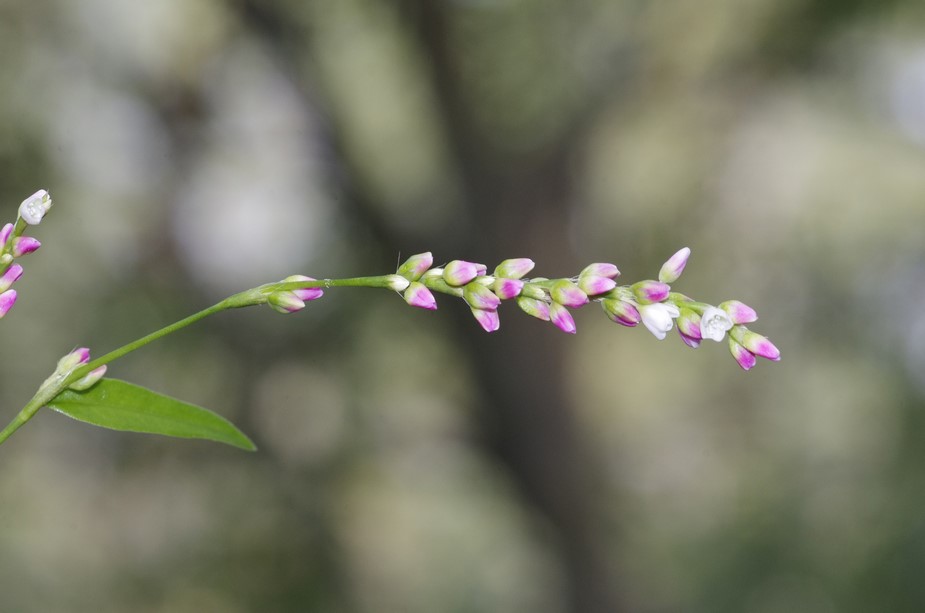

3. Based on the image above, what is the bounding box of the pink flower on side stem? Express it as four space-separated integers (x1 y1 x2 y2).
0 223 12 248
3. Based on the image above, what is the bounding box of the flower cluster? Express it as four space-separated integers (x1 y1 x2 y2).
0 190 52 320
385 249 779 370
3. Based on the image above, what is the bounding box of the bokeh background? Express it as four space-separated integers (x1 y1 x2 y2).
2 1 925 611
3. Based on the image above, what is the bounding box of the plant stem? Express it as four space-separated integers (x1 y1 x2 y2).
0 274 398 446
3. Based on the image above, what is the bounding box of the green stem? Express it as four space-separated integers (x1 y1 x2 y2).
0 275 398 446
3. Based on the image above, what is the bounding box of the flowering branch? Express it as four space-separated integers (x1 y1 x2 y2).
0 190 779 450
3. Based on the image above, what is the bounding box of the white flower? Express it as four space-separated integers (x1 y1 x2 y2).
700 306 733 342
639 302 681 340
19 189 52 225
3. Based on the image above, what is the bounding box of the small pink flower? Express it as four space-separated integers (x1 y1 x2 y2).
397 252 434 281
601 298 640 327
658 247 691 284
516 297 551 321
678 329 701 348
631 280 670 304
550 280 589 308
0 289 17 318
580 263 620 279
676 309 702 341
70 365 108 391
492 278 524 300
12 237 41 257
719 300 758 324
0 223 12 248
443 260 482 287
471 307 500 332
464 282 502 310
731 326 780 361
549 302 577 334
728 338 758 371
57 347 92 373
0 264 23 292
284 275 324 302
403 282 437 310
268 291 307 313
577 275 616 296
493 258 535 279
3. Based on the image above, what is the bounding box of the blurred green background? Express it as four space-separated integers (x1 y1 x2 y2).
2 0 925 611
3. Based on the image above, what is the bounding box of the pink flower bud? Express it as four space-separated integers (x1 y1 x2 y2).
548 302 577 334
70 365 107 391
57 347 92 373
267 291 306 313
658 247 691 284
516 297 550 321
731 326 780 361
631 280 670 304
580 263 620 279
719 300 758 324
470 307 500 332
0 223 12 248
464 281 502 310
676 308 702 341
403 282 437 310
577 275 616 296
397 252 434 281
728 337 757 371
284 275 324 302
678 329 701 348
601 298 640 327
443 260 482 287
12 237 41 257
0 264 23 292
492 278 524 300
550 280 589 308
494 258 535 279
0 289 17 318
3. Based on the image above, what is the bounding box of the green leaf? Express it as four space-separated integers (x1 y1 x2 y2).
47 379 256 451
